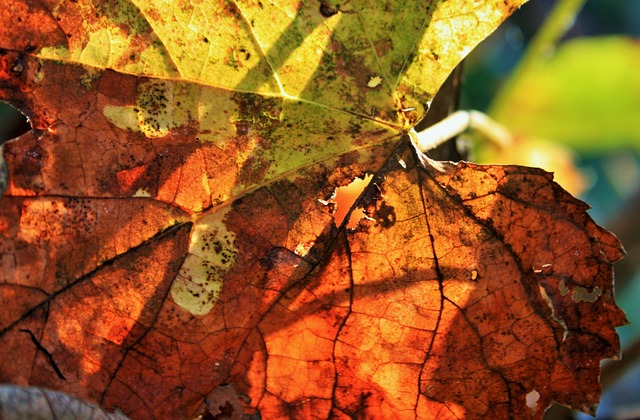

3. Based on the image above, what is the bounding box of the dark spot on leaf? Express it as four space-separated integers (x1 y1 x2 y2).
11 56 25 73
319 1 339 17
374 201 396 229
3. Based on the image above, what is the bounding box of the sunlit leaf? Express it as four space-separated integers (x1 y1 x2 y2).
0 1 626 419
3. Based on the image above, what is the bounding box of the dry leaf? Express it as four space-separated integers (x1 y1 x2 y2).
0 0 625 418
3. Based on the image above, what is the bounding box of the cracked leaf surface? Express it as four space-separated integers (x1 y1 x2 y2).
0 0 626 418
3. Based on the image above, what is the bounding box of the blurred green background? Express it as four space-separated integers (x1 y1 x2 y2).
1 0 639 418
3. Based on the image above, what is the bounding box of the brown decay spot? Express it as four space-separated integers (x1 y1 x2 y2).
16 143 43 173
198 232 237 266
374 36 393 56
224 46 243 69
329 41 376 107
231 93 281 136
238 148 270 187
138 83 168 117
223 1 241 19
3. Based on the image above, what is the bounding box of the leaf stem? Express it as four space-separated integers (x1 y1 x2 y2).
488 0 587 118
412 110 512 153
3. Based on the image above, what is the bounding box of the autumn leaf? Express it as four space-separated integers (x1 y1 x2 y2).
0 1 626 419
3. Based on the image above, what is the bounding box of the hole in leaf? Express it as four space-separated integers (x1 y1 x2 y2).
525 389 540 414
572 285 601 302
331 173 373 229
558 279 570 296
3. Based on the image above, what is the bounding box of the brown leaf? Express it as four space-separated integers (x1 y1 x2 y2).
225 141 626 418
1 138 625 418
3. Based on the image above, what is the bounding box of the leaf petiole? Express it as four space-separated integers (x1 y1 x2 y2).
410 110 512 154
